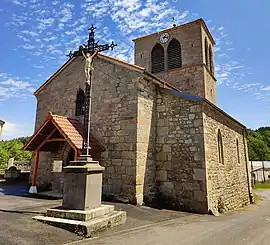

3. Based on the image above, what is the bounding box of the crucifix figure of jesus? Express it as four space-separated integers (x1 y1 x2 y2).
82 50 98 84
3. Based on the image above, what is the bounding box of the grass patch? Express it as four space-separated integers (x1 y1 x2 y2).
253 181 270 190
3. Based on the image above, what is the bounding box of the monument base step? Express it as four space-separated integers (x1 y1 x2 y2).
46 204 115 221
33 210 126 237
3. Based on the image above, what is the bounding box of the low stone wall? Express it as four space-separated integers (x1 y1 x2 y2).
7 158 31 172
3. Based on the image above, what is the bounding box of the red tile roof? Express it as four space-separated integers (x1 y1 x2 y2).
51 114 84 150
23 112 105 152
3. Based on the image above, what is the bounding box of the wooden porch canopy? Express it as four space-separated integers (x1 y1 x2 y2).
24 112 106 193
23 112 106 155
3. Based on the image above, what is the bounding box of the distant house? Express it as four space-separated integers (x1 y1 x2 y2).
250 161 270 184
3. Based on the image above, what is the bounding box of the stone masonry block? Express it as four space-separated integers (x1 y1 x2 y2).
163 161 171 171
122 151 135 160
163 144 171 153
156 170 168 182
193 119 202 127
194 151 203 161
189 114 195 120
193 169 206 181
156 152 167 161
157 127 169 136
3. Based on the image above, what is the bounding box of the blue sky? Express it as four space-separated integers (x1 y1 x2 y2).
0 0 269 139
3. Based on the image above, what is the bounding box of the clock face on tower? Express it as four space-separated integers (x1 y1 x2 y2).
159 33 170 43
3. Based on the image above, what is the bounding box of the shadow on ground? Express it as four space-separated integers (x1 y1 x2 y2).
0 178 30 197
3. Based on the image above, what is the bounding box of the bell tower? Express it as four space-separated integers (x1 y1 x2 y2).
133 18 217 105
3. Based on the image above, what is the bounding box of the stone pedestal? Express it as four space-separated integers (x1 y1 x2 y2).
32 156 126 237
62 157 104 210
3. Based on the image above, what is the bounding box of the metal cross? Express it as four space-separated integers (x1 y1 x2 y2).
67 24 117 58
66 25 117 157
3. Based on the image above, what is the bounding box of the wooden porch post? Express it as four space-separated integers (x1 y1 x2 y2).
29 150 40 194
75 149 78 161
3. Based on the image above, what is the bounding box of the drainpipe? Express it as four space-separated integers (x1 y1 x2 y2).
262 160 266 182
243 130 254 204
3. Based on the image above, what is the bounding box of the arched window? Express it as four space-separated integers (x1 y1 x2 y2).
218 129 224 164
236 139 240 163
151 43 164 73
167 38 182 70
75 88 85 116
204 38 208 66
209 45 213 74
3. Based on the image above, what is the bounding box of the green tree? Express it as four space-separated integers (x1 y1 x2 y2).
0 137 32 168
248 129 270 161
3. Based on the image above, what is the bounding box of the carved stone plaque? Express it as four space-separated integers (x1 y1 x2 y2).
52 160 63 173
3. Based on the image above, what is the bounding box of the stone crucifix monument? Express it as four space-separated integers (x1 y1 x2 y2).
0 120 5 141
33 25 126 237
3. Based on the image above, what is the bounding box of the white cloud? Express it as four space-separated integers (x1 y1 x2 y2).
0 77 36 101
261 86 270 91
21 30 38 36
59 4 73 23
1 121 33 140
21 44 36 50
38 18 55 26
33 65 45 69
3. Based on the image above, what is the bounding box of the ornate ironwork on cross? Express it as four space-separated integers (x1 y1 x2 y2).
67 24 117 58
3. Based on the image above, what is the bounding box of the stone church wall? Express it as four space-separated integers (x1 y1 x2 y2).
155 89 208 213
203 103 252 213
90 57 142 203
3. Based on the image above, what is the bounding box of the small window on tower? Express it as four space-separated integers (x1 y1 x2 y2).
209 45 214 74
205 38 208 66
75 88 85 116
167 38 182 70
151 43 165 73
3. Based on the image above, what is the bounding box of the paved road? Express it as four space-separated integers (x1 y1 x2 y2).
67 190 270 245
2 180 270 245
0 181 82 245
0 181 193 245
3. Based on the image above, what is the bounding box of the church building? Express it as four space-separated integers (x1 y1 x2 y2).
24 19 253 214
